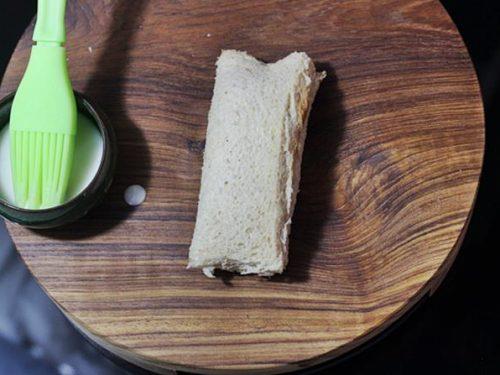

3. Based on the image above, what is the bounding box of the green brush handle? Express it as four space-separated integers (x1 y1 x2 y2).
33 0 67 44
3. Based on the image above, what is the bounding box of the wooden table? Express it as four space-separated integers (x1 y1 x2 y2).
0 0 484 373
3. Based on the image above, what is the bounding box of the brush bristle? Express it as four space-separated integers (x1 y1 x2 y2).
11 130 75 209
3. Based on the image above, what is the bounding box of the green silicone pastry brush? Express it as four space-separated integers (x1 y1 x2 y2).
10 0 76 209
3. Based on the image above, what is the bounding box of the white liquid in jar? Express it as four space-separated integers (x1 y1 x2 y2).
0 113 104 207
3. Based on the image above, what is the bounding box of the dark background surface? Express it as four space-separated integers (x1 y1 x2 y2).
0 1 499 374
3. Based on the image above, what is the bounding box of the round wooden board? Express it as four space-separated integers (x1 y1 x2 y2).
0 0 484 373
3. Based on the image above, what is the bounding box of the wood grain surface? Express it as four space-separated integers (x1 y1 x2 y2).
0 0 484 373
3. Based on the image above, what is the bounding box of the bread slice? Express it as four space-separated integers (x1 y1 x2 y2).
188 50 325 277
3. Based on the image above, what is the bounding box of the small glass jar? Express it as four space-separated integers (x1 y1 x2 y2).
0 91 117 228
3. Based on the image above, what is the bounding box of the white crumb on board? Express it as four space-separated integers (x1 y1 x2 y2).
206 33 212 37
124 185 146 206
88 46 93 53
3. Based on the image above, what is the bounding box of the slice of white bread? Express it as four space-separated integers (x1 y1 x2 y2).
188 50 325 277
